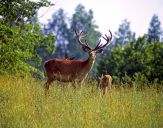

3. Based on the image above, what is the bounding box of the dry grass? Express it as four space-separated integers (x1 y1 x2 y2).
0 75 163 128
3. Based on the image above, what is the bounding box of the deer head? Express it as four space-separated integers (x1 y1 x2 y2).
75 30 112 60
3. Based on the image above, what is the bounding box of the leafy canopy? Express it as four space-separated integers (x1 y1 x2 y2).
98 35 163 83
0 0 55 75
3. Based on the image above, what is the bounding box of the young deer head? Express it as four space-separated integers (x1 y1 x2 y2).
44 30 112 94
99 75 112 95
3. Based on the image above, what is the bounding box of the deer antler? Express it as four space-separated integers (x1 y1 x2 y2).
75 29 112 52
75 30 92 51
94 30 112 51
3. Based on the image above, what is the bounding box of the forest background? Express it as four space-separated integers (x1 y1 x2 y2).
0 0 162 85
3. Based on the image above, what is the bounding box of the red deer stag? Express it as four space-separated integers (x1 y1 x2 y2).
100 75 112 95
44 30 112 94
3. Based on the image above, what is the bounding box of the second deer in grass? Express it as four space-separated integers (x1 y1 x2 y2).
99 75 112 95
44 30 112 94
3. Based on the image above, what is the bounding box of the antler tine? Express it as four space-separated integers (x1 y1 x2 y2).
85 40 90 47
96 30 112 50
75 30 92 50
94 39 102 50
75 30 85 45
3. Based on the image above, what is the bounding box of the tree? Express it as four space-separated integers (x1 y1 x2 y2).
147 14 162 43
144 41 163 82
97 35 163 84
0 0 52 26
67 4 101 59
44 9 69 58
0 0 55 75
114 19 135 46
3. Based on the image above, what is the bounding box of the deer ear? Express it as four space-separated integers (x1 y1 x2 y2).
82 46 92 52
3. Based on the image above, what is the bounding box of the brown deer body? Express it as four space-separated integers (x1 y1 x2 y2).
44 30 112 94
100 75 112 95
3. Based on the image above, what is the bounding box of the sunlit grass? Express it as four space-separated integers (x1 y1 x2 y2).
0 75 163 128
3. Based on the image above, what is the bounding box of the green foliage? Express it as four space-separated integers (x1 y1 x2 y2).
98 35 163 83
0 0 53 26
144 41 163 82
0 0 55 75
0 75 162 128
0 22 55 74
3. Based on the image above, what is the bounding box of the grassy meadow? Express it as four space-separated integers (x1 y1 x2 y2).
0 75 163 128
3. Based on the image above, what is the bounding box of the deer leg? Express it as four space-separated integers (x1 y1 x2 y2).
102 87 105 95
45 77 54 95
78 79 84 88
102 86 108 95
80 80 84 95
105 86 108 94
109 81 112 90
71 81 77 89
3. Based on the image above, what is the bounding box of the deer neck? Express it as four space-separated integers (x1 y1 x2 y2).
83 55 96 73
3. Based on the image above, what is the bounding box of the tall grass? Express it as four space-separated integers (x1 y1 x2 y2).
0 75 163 128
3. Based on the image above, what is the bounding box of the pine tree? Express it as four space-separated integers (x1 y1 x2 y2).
147 14 162 43
114 19 135 46
67 4 101 59
44 9 69 58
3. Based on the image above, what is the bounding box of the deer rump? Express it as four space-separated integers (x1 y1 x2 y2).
44 59 86 82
